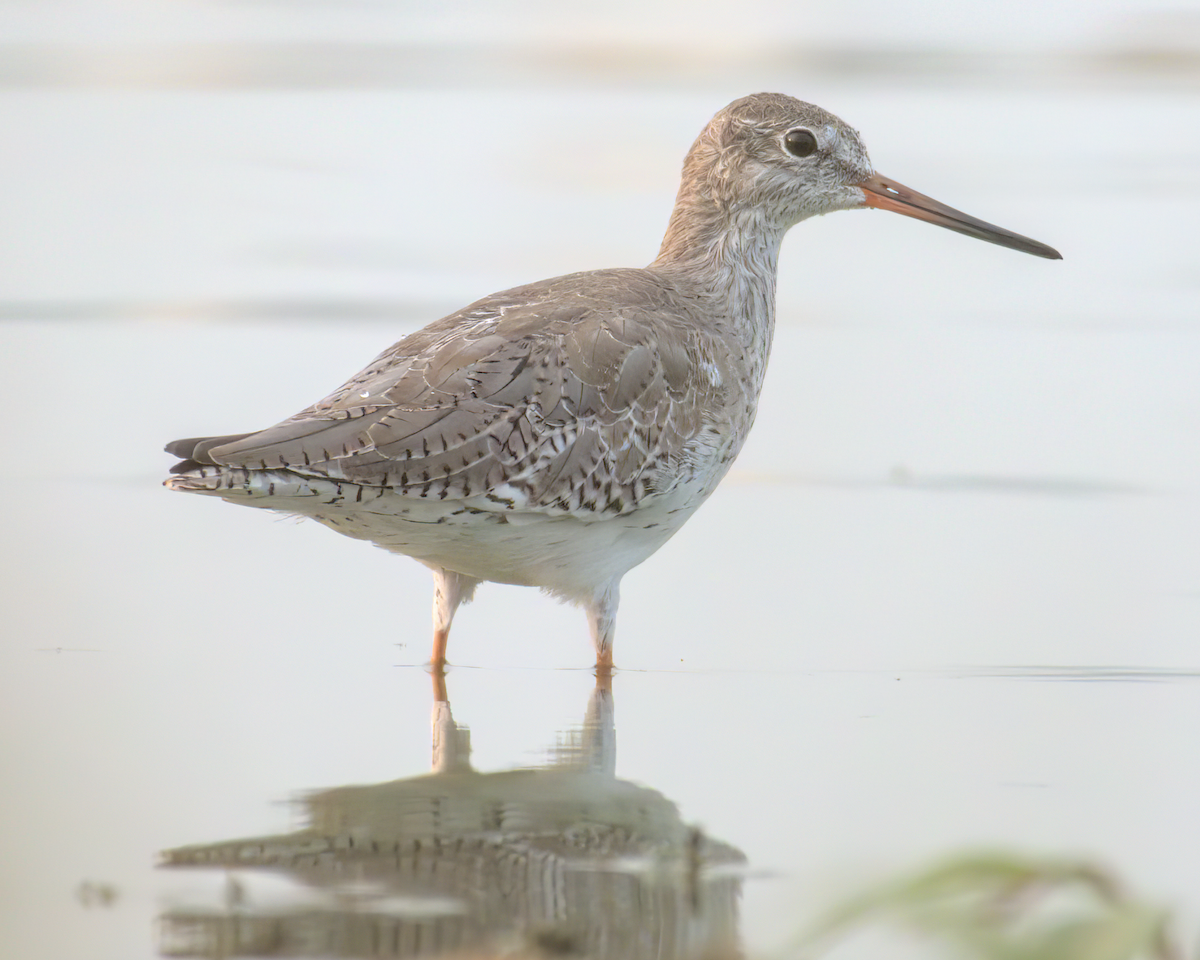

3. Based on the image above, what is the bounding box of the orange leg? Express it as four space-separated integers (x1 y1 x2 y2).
586 580 620 675
594 654 614 688
429 567 479 668
431 627 450 671
430 661 448 702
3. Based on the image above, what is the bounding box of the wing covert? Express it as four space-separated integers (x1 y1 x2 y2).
197 270 731 516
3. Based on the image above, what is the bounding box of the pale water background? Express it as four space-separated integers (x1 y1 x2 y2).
2 1 1200 958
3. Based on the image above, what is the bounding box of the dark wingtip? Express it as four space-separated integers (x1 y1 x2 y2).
164 432 254 464
164 437 202 458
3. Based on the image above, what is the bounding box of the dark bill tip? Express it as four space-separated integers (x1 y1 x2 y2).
857 173 1062 260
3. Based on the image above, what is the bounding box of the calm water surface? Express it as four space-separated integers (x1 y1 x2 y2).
2 3 1199 958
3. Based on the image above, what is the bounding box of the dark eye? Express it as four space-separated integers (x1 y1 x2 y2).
784 129 817 158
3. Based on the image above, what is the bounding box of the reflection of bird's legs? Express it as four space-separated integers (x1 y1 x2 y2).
582 667 616 776
594 668 612 695
430 662 447 704
586 580 620 676
429 658 471 773
430 567 480 667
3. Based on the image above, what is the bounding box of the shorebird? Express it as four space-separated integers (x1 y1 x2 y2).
166 93 1060 671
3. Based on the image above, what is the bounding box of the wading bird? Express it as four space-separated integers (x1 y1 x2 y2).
166 93 1060 671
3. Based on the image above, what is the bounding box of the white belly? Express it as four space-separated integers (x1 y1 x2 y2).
200 467 719 603
315 491 702 601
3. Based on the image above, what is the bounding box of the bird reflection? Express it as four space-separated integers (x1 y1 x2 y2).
158 670 745 959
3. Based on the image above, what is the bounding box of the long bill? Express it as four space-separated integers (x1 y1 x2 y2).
856 173 1062 260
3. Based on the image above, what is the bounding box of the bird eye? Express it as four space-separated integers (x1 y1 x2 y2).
784 129 817 158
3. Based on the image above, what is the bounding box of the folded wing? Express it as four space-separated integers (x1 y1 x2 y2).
168 270 724 518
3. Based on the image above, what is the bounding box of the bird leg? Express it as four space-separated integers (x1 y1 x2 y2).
430 568 479 668
430 663 448 703
586 580 620 675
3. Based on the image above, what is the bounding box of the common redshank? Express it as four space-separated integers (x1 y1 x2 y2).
166 93 1060 670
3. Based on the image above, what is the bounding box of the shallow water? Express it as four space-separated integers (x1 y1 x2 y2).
2 3 1199 958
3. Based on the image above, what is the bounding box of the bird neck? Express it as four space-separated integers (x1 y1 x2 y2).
651 197 785 378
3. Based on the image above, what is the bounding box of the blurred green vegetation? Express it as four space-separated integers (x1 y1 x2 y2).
796 853 1188 960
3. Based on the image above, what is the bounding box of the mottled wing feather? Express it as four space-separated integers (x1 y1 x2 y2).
201 270 729 516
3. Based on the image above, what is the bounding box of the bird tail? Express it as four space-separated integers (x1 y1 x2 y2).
164 433 254 474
